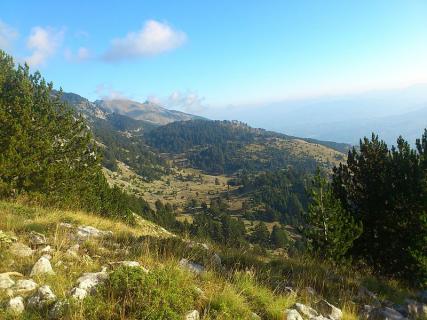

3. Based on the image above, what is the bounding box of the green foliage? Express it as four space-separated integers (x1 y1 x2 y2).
304 170 362 261
270 225 290 249
251 222 270 246
84 266 197 320
333 132 427 284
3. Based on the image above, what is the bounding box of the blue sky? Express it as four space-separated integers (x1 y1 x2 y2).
1 0 427 113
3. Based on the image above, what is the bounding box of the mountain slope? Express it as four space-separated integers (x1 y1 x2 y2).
95 99 204 125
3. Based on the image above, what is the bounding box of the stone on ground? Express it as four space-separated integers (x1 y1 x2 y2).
316 299 343 320
285 309 303 320
179 258 204 274
294 303 318 318
27 285 57 309
185 309 200 320
10 242 33 257
8 296 24 314
30 256 54 276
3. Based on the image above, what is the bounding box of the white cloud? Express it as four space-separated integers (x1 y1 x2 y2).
0 20 18 50
103 20 187 62
95 84 129 100
64 46 91 62
153 90 207 113
25 26 64 66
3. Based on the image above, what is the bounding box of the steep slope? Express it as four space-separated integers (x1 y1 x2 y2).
95 99 204 125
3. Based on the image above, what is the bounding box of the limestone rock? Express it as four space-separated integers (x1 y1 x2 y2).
13 279 38 294
49 300 69 319
316 299 342 320
76 226 113 240
30 256 54 276
117 261 140 267
294 303 318 318
65 244 80 259
27 285 56 309
0 273 15 289
8 296 24 314
185 309 200 320
179 258 204 274
29 231 46 246
10 242 33 257
285 309 303 320
363 306 408 320
70 287 88 300
59 222 73 229
211 253 222 266
40 245 53 254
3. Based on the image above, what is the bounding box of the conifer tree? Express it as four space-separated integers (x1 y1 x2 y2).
304 170 362 261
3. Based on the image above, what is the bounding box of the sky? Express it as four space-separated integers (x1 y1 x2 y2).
1 0 427 114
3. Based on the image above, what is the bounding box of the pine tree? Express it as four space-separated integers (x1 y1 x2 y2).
304 170 362 261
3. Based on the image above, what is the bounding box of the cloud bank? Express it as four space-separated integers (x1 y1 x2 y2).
0 20 18 50
103 20 187 62
25 26 64 66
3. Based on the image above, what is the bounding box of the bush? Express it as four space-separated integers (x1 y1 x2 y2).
83 266 197 319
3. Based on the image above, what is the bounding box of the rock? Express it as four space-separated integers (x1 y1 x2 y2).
30 256 54 276
284 286 296 295
211 253 222 267
49 300 69 319
70 267 109 300
185 309 200 320
316 300 342 320
251 312 261 319
13 279 38 294
65 244 80 259
0 273 15 289
310 316 330 320
405 299 427 319
364 306 408 320
40 245 53 254
27 285 57 309
285 309 303 320
70 287 87 300
8 296 24 314
29 231 46 246
179 258 204 274
59 222 73 229
118 261 140 267
294 303 318 318
76 226 113 240
10 242 33 257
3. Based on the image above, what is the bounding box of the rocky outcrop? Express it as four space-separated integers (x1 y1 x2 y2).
13 279 38 294
316 299 343 320
285 309 304 320
294 303 319 318
76 225 113 241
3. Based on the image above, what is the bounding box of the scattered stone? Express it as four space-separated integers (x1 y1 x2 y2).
65 244 80 259
251 312 261 319
8 296 24 314
71 267 109 300
117 261 140 267
211 253 222 267
29 231 46 246
59 222 73 229
294 303 318 318
405 299 427 319
40 245 53 254
363 306 408 320
179 258 204 274
76 226 113 240
49 300 69 319
285 309 303 320
13 279 38 294
185 309 200 320
70 287 87 300
284 286 296 295
316 299 343 320
0 273 15 289
27 285 57 310
10 242 33 257
30 256 54 276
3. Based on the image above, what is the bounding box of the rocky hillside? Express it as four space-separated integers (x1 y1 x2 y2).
1 201 426 319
